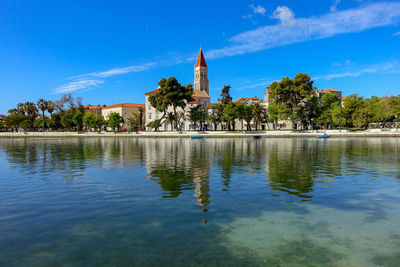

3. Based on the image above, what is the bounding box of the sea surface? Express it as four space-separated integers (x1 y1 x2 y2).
0 137 399 266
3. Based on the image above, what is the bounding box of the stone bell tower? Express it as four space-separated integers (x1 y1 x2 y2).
194 47 209 95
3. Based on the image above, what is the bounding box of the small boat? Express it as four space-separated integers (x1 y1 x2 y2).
317 133 331 139
190 135 204 140
253 135 261 140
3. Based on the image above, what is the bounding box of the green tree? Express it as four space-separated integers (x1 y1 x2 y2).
4 109 24 131
222 102 238 131
36 99 49 132
269 73 316 129
24 102 38 124
331 105 346 129
268 104 280 130
126 113 140 133
188 106 207 130
317 93 341 129
343 94 364 127
147 119 162 132
20 119 33 131
149 77 193 132
235 102 248 131
220 85 232 105
251 102 266 131
242 104 253 131
165 112 176 131
72 108 84 131
107 112 124 132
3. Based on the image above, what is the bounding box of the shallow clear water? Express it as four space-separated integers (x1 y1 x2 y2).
0 137 399 266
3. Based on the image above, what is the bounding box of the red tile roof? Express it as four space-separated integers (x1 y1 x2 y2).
144 89 209 98
195 48 207 68
234 96 261 102
144 89 159 95
103 103 145 109
84 104 103 110
318 88 342 93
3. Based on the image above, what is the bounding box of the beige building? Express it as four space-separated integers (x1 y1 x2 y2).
145 48 211 131
317 88 343 105
101 103 145 130
234 96 263 105
84 104 105 115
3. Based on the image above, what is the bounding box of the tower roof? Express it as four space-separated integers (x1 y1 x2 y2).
195 48 207 68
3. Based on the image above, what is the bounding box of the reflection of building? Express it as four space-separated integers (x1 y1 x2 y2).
101 103 145 129
144 48 211 131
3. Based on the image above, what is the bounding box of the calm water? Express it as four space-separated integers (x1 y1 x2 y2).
0 137 400 266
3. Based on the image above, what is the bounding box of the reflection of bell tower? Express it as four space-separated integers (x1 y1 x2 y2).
194 47 209 95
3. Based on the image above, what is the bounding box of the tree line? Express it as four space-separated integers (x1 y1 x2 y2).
0 94 145 133
146 74 399 131
1 73 399 132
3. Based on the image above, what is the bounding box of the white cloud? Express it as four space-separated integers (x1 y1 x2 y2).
206 2 400 59
271 6 296 26
85 62 156 78
330 0 341 12
250 4 266 15
331 59 352 66
315 60 399 80
393 31 400 36
56 62 156 93
54 79 104 94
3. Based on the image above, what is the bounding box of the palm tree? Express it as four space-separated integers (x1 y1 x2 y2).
251 102 266 131
37 99 49 131
24 102 38 122
165 112 176 131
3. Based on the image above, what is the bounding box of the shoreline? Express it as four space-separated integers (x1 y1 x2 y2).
1 130 400 138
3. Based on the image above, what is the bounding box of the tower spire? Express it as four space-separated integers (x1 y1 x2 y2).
195 47 207 68
194 47 209 95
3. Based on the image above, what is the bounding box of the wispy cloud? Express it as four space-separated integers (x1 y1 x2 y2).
331 59 352 67
55 2 400 94
207 2 400 59
236 78 275 91
393 31 400 36
315 60 400 80
250 4 266 15
83 62 156 78
54 79 104 94
55 62 156 93
330 0 341 12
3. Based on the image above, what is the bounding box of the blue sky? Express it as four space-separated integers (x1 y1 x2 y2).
1 0 400 114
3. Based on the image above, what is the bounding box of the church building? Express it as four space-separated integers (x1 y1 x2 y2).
144 48 211 131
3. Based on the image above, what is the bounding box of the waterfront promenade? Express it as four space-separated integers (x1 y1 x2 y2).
1 129 399 138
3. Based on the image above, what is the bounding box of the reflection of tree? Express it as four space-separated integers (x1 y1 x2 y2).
149 168 195 198
0 138 105 180
266 139 324 199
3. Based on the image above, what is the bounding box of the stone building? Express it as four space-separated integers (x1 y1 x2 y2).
317 88 343 105
84 104 105 115
144 48 211 131
101 103 145 130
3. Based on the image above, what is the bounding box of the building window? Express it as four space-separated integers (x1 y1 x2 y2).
149 114 152 120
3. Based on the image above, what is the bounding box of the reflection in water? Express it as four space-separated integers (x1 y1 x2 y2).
1 137 399 198
0 137 400 266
